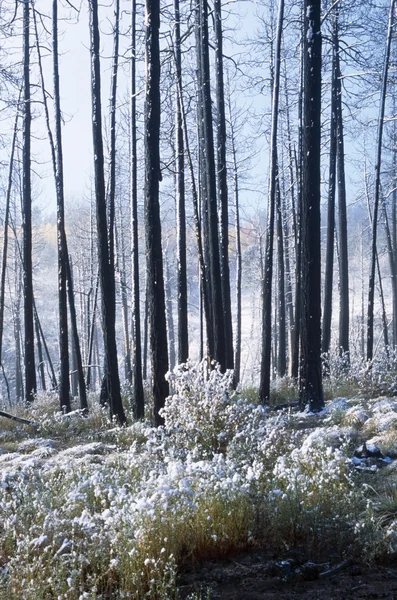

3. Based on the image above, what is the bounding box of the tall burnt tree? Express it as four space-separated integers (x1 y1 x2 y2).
196 0 225 369
322 25 337 361
22 0 36 402
259 0 284 404
144 0 169 426
299 0 324 412
130 0 145 418
53 0 71 412
334 5 349 362
214 0 233 370
88 0 126 424
367 0 395 363
173 0 189 364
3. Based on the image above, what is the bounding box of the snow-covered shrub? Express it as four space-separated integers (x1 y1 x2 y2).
162 361 268 459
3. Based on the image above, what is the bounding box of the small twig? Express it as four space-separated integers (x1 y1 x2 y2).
319 559 352 579
0 410 39 427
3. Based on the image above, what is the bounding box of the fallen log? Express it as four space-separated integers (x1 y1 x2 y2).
0 410 39 427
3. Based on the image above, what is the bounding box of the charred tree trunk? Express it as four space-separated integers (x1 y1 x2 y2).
173 0 189 364
22 0 36 402
130 0 145 417
299 0 324 412
53 0 71 412
334 9 349 361
88 0 126 423
321 32 337 362
276 175 286 377
214 0 233 370
259 0 284 403
367 0 395 362
0 107 18 367
196 0 225 369
144 0 169 425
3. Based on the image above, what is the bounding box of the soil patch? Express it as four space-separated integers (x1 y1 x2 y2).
177 551 397 599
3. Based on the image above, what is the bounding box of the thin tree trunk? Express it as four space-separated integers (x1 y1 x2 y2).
0 106 19 366
173 0 189 364
322 33 337 362
34 311 46 392
227 99 242 388
66 256 88 410
88 0 126 423
130 0 145 417
33 303 58 390
259 0 284 403
334 10 349 361
165 253 176 371
53 0 71 412
197 0 225 368
144 0 169 425
276 175 286 377
22 0 36 402
214 0 233 370
367 0 395 362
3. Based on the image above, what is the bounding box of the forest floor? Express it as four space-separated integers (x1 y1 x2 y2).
178 550 397 599
4 375 397 598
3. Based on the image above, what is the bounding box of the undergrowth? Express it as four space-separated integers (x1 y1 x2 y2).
0 358 396 598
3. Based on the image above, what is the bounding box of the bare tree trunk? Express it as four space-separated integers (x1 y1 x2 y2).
259 0 284 403
173 0 189 364
334 9 349 361
88 0 126 423
367 0 395 362
276 175 286 377
22 0 36 402
214 0 233 370
322 33 337 363
144 0 169 425
0 106 19 366
34 311 46 392
299 0 324 412
53 0 71 412
130 0 145 417
165 252 176 371
196 0 225 368
227 97 242 388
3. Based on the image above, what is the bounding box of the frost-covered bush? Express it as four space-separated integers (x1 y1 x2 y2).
162 361 269 459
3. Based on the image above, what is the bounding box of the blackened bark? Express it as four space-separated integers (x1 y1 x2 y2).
88 0 126 424
34 311 46 391
276 176 286 377
173 0 189 364
144 0 169 425
34 303 58 390
322 36 337 360
197 0 225 369
214 0 233 370
165 254 176 371
334 14 349 361
176 60 211 366
53 0 71 412
130 0 145 417
22 0 36 402
291 12 305 381
299 0 324 412
66 256 88 410
0 107 18 366
227 98 242 388
115 216 131 383
259 0 284 403
367 0 395 362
